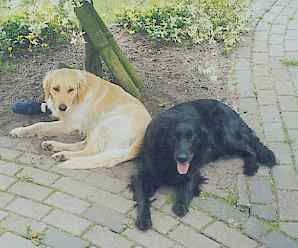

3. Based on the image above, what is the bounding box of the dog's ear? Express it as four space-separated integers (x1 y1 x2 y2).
76 71 88 104
42 72 52 101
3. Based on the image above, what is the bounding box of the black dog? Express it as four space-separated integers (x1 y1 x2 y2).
131 99 276 231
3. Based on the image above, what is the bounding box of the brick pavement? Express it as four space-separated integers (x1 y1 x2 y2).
0 0 298 247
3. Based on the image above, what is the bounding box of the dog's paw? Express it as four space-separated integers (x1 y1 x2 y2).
9 127 30 138
41 141 54 151
136 216 152 231
52 152 68 162
172 203 189 217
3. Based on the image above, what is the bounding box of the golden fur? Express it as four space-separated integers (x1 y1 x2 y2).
10 69 151 169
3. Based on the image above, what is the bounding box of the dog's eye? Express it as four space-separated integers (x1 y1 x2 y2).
67 88 74 93
53 87 60 92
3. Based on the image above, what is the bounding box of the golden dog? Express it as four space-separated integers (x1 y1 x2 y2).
10 69 151 169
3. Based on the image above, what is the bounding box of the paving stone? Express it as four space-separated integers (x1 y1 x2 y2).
250 176 273 204
0 136 19 149
257 90 277 106
17 167 60 186
82 204 128 233
251 204 277 221
279 96 298 112
275 81 295 96
263 122 286 142
6 197 51 220
270 57 285 69
285 40 298 52
259 105 281 123
0 232 36 248
243 217 268 241
42 228 88 248
271 24 286 35
54 177 133 213
236 70 255 98
151 209 179 234
239 97 258 114
0 209 8 221
270 45 284 57
261 230 298 248
169 224 220 248
53 177 98 199
84 173 127 194
282 112 298 129
43 209 91 236
278 190 298 221
203 221 258 248
235 58 251 71
180 208 212 230
85 225 133 248
88 188 134 214
254 76 274 90
254 32 268 42
0 174 17 191
268 143 293 165
237 175 250 209
253 52 269 64
280 222 298 238
1 213 46 236
193 197 247 227
8 181 53 201
269 34 284 45
271 68 291 81
253 41 268 52
0 148 23 161
0 191 14 208
51 167 92 181
45 192 89 214
17 153 54 169
253 65 270 77
272 166 298 189
0 161 22 176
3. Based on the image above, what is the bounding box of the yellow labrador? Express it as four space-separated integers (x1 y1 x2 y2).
10 69 151 169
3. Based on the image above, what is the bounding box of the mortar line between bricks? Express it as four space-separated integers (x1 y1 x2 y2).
282 5 298 167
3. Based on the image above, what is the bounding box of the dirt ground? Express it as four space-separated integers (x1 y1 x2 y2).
0 26 242 195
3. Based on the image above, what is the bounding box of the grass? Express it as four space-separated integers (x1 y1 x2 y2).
94 0 177 23
280 58 298 66
0 0 176 24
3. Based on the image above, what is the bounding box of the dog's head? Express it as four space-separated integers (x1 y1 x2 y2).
169 118 206 175
43 69 88 118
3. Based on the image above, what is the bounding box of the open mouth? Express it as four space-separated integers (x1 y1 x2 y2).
176 161 190 174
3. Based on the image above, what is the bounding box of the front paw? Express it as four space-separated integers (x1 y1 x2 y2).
172 202 189 217
52 152 68 162
10 127 31 138
136 216 152 231
41 141 54 151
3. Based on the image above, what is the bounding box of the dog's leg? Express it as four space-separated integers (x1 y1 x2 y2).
132 174 153 231
10 121 72 138
242 151 258 176
226 141 259 177
42 140 87 152
172 173 202 217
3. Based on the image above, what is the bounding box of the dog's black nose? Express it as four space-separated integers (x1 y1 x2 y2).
176 154 188 163
58 104 67 111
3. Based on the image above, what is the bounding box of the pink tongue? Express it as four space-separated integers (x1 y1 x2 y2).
177 162 190 174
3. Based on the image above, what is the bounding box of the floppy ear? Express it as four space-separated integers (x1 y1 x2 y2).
76 71 88 104
42 72 51 101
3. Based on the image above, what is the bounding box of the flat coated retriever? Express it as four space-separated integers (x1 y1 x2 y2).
131 99 276 231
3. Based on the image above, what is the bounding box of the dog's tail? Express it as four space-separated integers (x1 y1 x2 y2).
254 140 276 167
59 134 144 169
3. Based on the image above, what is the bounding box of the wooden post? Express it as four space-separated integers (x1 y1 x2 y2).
74 0 143 98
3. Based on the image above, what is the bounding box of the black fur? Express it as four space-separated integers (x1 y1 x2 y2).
132 99 276 231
